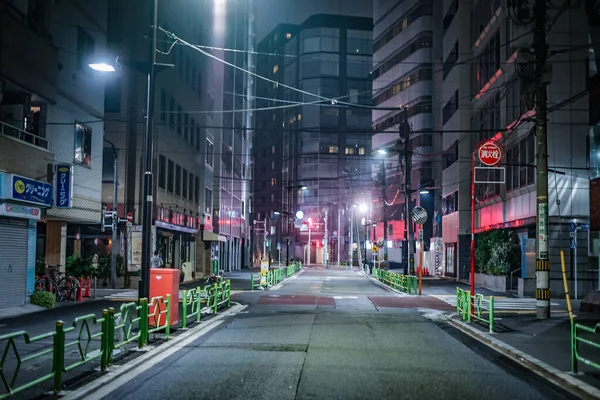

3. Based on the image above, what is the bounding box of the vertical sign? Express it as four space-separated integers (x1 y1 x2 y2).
537 203 548 258
55 164 73 208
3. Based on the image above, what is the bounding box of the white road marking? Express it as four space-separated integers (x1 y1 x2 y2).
333 296 359 300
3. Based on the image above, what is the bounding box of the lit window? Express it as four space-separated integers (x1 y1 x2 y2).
328 146 339 154
271 177 277 186
297 113 302 120
272 145 276 154
345 147 355 155
273 64 279 73
359 147 365 155
286 33 292 39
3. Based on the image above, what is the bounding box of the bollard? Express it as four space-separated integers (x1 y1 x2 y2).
139 298 148 348
53 321 65 394
489 296 494 333
571 318 578 374
165 294 171 339
251 273 254 291
227 279 231 307
181 290 188 329
107 308 115 365
101 309 109 370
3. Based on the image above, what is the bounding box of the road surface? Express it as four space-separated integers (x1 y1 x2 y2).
89 266 576 400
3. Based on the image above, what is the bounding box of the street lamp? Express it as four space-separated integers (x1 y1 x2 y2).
377 149 387 155
89 63 116 72
284 185 307 266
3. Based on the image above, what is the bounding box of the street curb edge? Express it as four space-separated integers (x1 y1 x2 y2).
360 271 407 297
448 319 600 400
61 303 247 400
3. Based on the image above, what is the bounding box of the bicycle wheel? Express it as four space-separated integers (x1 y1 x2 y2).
34 276 45 292
57 276 79 301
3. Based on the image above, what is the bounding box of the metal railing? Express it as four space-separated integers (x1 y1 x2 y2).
571 318 600 373
0 120 48 149
251 262 302 291
373 269 418 295
456 287 495 333
0 283 233 399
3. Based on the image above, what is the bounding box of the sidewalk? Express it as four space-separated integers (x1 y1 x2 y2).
450 310 600 397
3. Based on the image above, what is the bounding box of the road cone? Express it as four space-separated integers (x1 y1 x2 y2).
77 277 83 302
83 276 91 297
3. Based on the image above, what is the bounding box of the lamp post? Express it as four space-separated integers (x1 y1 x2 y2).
104 138 118 289
285 185 307 265
377 149 389 270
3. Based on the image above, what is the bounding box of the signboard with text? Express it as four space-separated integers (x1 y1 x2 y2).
478 142 503 166
9 174 52 207
55 164 73 208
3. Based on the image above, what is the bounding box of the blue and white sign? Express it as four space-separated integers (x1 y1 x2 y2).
580 223 590 232
55 164 73 208
9 174 52 207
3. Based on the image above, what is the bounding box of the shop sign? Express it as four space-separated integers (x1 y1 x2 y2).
8 174 52 207
0 202 41 220
55 164 73 208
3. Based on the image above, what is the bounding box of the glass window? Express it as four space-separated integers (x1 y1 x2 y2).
347 29 372 54
158 154 166 189
205 188 212 213
77 27 95 71
167 160 174 192
74 123 92 166
182 169 188 199
347 55 371 78
189 173 194 202
195 176 200 203
206 139 214 167
302 37 320 53
175 165 182 196
321 54 339 76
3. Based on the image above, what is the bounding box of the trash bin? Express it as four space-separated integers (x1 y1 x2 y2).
149 268 180 326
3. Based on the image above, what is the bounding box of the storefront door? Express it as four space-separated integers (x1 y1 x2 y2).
0 219 29 308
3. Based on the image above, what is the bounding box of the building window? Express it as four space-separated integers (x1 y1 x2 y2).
272 145 276 154
207 93 214 120
105 77 122 113
506 131 536 191
359 147 365 155
442 90 459 125
76 26 95 71
271 177 277 186
443 0 459 35
205 188 212 213
196 127 202 151
373 34 432 79
74 123 92 166
182 169 188 199
443 42 458 80
273 64 279 73
270 193 275 202
329 146 338 154
345 147 355 155
177 105 183 135
241 201 245 218
443 141 459 169
159 154 166 189
206 139 214 167
373 3 433 52
184 114 190 142
189 173 195 202
167 160 174 193
442 191 459 216
195 176 200 203
175 165 182 196
271 161 276 170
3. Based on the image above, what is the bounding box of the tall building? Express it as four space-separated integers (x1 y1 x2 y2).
102 0 215 281
370 0 440 271
254 14 373 265
0 0 107 307
441 0 590 295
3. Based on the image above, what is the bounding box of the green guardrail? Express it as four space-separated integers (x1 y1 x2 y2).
0 281 233 399
456 287 495 333
571 318 600 373
251 262 302 291
372 269 418 294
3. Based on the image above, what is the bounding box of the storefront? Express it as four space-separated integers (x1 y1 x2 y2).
198 212 225 277
0 172 52 308
155 207 198 281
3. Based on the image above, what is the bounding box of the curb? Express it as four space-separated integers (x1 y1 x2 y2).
271 269 304 291
448 319 600 400
62 303 247 400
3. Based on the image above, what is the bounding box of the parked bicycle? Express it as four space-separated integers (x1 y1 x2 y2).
34 265 80 301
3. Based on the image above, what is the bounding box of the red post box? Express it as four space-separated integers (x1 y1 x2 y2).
149 268 180 326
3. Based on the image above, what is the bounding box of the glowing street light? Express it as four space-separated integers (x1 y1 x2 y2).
377 149 387 155
89 63 116 72
359 204 368 213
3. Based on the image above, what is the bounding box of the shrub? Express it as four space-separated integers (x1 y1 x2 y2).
66 256 93 278
475 229 520 276
31 291 56 309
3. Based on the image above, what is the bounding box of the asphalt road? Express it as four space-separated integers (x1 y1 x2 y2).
91 266 577 400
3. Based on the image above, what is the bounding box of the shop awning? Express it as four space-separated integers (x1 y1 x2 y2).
203 231 227 242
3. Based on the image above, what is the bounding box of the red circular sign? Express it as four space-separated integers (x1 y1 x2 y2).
127 212 133 223
478 142 503 166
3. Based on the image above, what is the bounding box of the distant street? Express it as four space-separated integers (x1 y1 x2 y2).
85 266 576 400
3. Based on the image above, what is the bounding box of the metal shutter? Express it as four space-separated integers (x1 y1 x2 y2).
0 219 28 308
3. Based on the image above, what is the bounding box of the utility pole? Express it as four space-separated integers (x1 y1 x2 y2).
534 0 550 319
105 139 119 289
337 207 342 265
380 158 388 270
402 111 414 274
139 0 158 301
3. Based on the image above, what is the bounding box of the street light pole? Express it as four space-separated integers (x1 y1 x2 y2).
139 0 158 301
380 158 388 269
105 139 119 289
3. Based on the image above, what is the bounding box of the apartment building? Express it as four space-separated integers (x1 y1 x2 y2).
254 14 373 265
0 0 106 307
371 0 441 271
441 0 590 296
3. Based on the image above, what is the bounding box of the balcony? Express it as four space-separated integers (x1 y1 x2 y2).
0 121 53 178
0 10 58 102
